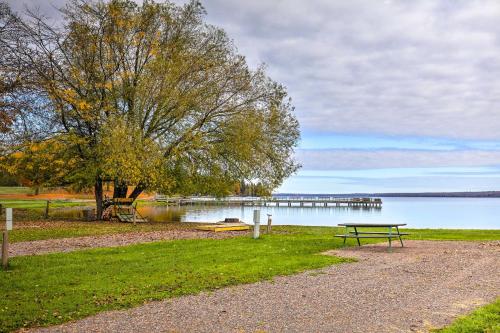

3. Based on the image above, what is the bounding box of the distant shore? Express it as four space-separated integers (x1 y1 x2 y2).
275 191 500 198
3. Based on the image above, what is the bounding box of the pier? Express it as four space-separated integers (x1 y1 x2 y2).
155 196 382 208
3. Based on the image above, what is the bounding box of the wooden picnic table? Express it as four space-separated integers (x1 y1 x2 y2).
335 223 409 250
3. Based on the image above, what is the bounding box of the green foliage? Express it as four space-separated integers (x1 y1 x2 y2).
0 232 348 332
0 2 26 134
0 173 19 186
0 138 81 191
433 298 500 333
3 0 300 199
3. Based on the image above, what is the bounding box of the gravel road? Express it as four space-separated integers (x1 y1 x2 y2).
9 229 247 257
27 240 500 333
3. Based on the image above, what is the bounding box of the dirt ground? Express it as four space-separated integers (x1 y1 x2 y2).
9 228 248 257
27 240 500 333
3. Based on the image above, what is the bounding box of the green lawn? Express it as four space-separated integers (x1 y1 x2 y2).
0 224 498 332
0 187 32 195
5 223 500 244
7 221 199 243
0 199 87 209
404 228 500 241
275 225 500 241
0 231 352 332
434 298 500 333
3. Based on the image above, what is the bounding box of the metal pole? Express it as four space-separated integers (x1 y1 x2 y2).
267 214 272 234
253 209 260 239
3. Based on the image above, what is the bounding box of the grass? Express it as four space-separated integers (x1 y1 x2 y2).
7 221 198 243
0 187 32 195
0 199 87 209
0 225 498 331
0 231 352 332
274 225 500 241
404 228 500 241
4 222 500 244
433 298 500 333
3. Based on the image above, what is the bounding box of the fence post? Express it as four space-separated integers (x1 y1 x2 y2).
267 214 272 234
132 206 136 226
253 209 260 239
45 200 50 219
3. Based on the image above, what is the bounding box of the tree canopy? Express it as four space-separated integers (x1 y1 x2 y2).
0 0 300 217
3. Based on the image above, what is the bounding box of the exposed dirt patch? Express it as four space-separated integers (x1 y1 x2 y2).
9 228 248 257
27 240 500 333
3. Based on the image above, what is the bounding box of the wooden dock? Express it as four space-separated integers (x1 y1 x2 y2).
155 196 382 208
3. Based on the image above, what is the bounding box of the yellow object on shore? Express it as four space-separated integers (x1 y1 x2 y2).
197 223 250 232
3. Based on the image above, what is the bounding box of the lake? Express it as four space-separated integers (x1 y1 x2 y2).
136 197 500 229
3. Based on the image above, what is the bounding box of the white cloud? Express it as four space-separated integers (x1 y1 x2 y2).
297 149 500 170
196 0 500 140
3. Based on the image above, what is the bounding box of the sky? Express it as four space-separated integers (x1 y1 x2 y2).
7 0 500 193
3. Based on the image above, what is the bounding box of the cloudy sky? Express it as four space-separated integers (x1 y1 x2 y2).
8 0 500 193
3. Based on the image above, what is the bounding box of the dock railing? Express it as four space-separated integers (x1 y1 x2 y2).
154 195 382 208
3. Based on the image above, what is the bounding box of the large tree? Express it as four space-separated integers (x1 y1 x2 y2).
0 2 24 133
2 0 300 218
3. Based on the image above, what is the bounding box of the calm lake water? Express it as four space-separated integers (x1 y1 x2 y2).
132 197 500 229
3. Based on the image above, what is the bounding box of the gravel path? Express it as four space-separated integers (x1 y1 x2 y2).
9 229 247 257
28 240 499 333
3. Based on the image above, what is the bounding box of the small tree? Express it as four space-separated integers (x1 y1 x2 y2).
3 0 300 218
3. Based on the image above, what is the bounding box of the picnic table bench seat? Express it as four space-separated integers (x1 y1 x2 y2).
335 234 408 238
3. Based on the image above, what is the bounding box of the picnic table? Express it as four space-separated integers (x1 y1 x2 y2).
335 223 409 250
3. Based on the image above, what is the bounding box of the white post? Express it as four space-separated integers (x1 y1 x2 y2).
3 208 12 269
253 209 260 239
6 208 12 231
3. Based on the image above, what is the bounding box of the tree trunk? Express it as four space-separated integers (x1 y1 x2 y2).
95 177 104 220
128 183 145 200
113 179 128 198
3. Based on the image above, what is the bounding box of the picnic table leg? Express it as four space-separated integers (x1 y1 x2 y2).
388 226 392 252
396 226 404 247
354 227 361 246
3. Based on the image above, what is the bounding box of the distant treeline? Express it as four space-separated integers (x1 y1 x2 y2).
275 191 500 198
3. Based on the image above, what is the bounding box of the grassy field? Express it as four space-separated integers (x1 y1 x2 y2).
434 298 500 333
0 186 33 195
0 230 354 332
0 199 88 209
0 226 498 331
280 225 500 241
6 221 199 243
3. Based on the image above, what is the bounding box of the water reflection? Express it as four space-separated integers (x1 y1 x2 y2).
46 197 500 229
